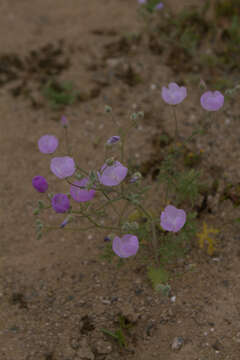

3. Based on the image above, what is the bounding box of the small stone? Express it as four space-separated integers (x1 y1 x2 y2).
96 340 112 354
118 303 140 323
106 58 124 68
63 345 75 358
70 336 80 350
101 299 111 305
76 338 95 360
171 337 184 351
212 340 223 351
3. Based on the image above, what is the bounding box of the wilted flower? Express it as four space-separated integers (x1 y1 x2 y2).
32 175 48 193
200 90 224 111
60 215 73 228
161 82 187 105
38 135 59 154
50 156 76 179
155 2 164 10
98 161 128 186
106 136 120 145
160 205 186 232
61 115 68 128
52 193 70 213
70 177 96 202
104 236 111 242
112 234 139 258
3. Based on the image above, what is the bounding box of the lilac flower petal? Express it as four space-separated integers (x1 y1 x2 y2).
138 0 146 3
52 193 70 213
98 161 128 186
70 177 96 202
112 234 139 258
200 91 224 111
38 135 58 154
161 82 187 105
32 175 48 193
50 156 76 179
160 205 186 232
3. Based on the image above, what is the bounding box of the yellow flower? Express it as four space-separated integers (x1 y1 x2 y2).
196 222 219 256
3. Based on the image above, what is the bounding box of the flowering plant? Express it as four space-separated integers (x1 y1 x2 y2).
32 83 223 287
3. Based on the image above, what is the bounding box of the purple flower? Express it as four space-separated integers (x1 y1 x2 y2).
61 115 68 128
155 2 164 10
52 193 70 213
138 0 146 4
106 136 120 145
70 178 96 202
50 156 76 179
112 234 139 258
32 175 48 193
161 82 187 105
98 161 128 186
160 205 186 232
200 91 224 111
38 135 58 154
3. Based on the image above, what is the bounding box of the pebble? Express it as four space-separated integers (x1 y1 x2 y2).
76 338 95 360
96 340 112 354
172 337 184 351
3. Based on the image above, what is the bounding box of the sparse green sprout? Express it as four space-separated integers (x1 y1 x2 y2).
42 79 78 108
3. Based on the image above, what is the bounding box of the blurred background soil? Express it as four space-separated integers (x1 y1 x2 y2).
1 0 240 359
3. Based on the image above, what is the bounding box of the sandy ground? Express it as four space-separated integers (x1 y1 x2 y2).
1 1 240 359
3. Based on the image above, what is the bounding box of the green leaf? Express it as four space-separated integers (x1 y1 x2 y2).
147 266 169 290
36 232 42 240
33 208 39 215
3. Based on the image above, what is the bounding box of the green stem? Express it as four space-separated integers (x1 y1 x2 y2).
121 198 159 265
64 127 72 157
44 223 120 232
102 191 120 217
118 201 130 227
172 106 179 141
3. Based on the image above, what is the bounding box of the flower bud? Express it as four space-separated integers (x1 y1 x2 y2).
105 157 115 166
104 105 112 113
36 232 42 240
33 208 40 215
48 192 54 200
61 115 68 128
106 136 120 145
130 172 142 183
38 200 45 209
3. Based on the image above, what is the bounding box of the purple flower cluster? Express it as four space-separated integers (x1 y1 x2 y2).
111 204 186 258
32 94 205 261
32 132 128 218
